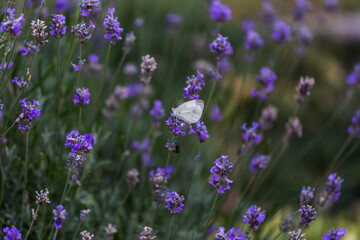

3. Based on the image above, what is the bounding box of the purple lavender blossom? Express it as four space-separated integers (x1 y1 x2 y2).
103 8 123 45
134 18 144 28
209 155 233 195
324 0 338 11
250 154 269 173
243 205 266 230
280 213 295 232
20 41 37 56
209 34 233 61
289 230 306 240
80 0 99 17
297 26 313 46
50 14 67 39
319 173 343 206
138 226 156 240
150 100 165 133
347 62 360 88
52 205 67 229
0 9 25 37
295 76 315 103
2 226 21 240
149 166 173 202
12 68 31 90
241 122 262 151
165 13 183 35
272 20 291 44
300 186 315 206
0 62 13 70
65 131 96 157
251 67 277 101
215 227 244 239
348 108 360 137
55 0 70 13
211 105 222 123
71 57 86 71
189 121 210 143
17 98 41 131
261 0 276 24
31 19 48 47
140 54 157 85
73 88 90 106
66 153 86 184
165 139 180 153
258 105 278 131
165 113 187 136
132 138 153 167
0 100 3 122
80 209 90 221
218 57 233 73
71 21 95 45
209 0 231 22
165 191 185 215
241 18 254 32
244 30 264 51
299 204 316 226
293 0 313 21
321 227 347 240
183 70 205 100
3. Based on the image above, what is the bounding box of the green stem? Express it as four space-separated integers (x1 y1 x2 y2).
24 205 40 240
121 188 132 205
79 106 82 132
202 193 218 239
204 81 216 114
270 231 282 240
52 229 59 240
56 39 61 131
76 45 82 88
21 131 30 230
167 216 175 240
0 153 5 206
72 222 82 240
0 119 17 138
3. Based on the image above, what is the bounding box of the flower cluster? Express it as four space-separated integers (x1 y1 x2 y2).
209 34 233 61
293 0 313 21
272 20 291 44
318 172 343 206
132 138 153 167
250 154 270 174
165 113 187 136
80 0 99 17
71 57 86 71
300 186 315 206
71 21 95 45
211 105 222 123
140 54 157 85
321 227 347 240
105 224 118 240
183 70 205 100
348 108 360 137
21 41 37 56
295 76 315 103
53 205 68 229
244 30 264 51
243 205 266 230
12 69 31 91
66 153 87 184
347 62 360 88
289 229 306 240
2 226 21 240
31 19 48 47
80 209 91 220
299 204 316 226
65 131 96 157
209 155 233 195
251 67 277 101
259 105 278 130
80 230 94 240
137 226 156 240
73 88 90 106
215 227 244 239
149 166 173 202
123 32 136 54
280 213 295 232
103 8 124 45
297 26 313 46
35 188 51 206
165 191 185 215
126 168 140 188
209 0 231 22
283 117 303 147
150 100 165 133
0 9 25 37
189 121 210 143
165 139 180 153
17 98 42 131
241 122 261 152
50 14 67 39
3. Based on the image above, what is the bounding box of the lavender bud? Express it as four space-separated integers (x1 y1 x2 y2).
80 230 94 240
258 105 278 131
289 229 306 240
243 205 266 230
299 204 316 226
140 54 157 85
126 168 140 188
321 227 347 240
105 224 117 240
80 209 91 220
35 188 51 206
283 117 303 147
138 226 156 240
295 76 315 103
31 19 48 47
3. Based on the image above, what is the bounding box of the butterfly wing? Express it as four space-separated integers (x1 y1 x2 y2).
173 100 204 124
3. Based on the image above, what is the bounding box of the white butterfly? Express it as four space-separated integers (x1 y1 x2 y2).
172 100 204 124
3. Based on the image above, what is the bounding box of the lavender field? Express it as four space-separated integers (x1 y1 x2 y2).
0 0 360 239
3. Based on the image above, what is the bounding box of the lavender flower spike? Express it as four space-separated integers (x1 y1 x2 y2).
73 87 90 106
215 227 244 239
105 224 118 240
295 76 315 103
21 41 37 56
80 0 99 17
259 105 278 130
209 155 233 195
272 20 291 44
71 21 95 45
104 8 124 45
31 19 48 47
241 122 262 152
299 204 316 226
138 226 156 240
80 230 94 240
347 62 360 89
52 205 68 229
188 121 210 143
17 98 42 132
140 54 157 85
318 172 343 206
321 227 347 240
244 30 264 51
299 186 315 206
209 0 231 22
209 34 233 61
3 226 21 240
165 191 185 215
183 70 205 100
250 154 270 174
243 205 266 230
348 108 360 137
251 66 277 101
289 229 306 240
0 9 25 37
35 188 51 206
50 14 67 39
